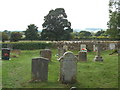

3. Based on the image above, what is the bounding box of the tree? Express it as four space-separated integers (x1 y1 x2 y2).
107 0 120 38
10 32 22 42
41 8 73 41
25 24 39 40
1 32 9 42
95 30 105 36
79 31 92 38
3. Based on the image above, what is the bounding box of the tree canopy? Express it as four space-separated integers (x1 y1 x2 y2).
25 24 39 40
41 8 73 41
10 32 22 42
95 30 105 36
79 31 92 38
107 0 120 39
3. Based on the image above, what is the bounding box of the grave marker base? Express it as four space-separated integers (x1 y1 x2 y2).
94 56 103 61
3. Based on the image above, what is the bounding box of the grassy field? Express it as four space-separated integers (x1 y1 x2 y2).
2 49 118 88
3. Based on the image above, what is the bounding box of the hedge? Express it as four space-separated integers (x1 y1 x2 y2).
1 41 53 50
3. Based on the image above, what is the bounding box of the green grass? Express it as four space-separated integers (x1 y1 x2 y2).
2 49 118 88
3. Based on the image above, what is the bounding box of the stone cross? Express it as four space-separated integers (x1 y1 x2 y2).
58 52 78 84
31 57 49 82
94 42 103 61
40 49 52 61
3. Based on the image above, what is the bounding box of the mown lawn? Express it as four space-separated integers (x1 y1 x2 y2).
2 49 118 88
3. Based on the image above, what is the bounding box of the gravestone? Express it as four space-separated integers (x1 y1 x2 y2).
93 45 97 52
58 47 65 58
109 43 116 50
40 49 52 61
78 51 87 61
63 44 68 52
31 57 49 82
58 52 78 84
80 44 86 51
94 42 103 61
2 48 11 60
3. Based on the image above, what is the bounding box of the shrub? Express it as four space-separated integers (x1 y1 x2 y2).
1 41 53 50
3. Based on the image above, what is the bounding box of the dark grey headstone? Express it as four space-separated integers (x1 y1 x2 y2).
40 49 52 61
78 51 87 61
31 57 49 82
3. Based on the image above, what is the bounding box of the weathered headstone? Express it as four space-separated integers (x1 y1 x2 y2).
58 47 64 58
78 51 87 61
94 42 103 61
40 49 52 61
58 52 78 84
93 45 97 52
31 57 49 82
63 44 68 52
109 43 116 50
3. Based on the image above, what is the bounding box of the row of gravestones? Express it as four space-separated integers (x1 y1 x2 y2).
31 42 103 84
53 41 118 51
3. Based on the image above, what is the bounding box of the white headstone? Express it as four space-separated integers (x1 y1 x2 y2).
80 44 86 50
109 43 116 50
93 45 97 52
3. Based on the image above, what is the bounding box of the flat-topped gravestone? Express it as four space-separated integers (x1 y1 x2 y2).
31 57 49 82
78 51 87 61
109 43 116 50
40 49 52 61
58 52 78 84
80 44 86 51
2 48 10 60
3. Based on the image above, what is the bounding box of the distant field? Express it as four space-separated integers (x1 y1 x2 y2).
2 49 118 88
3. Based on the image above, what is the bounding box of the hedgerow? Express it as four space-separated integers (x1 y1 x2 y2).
1 41 53 50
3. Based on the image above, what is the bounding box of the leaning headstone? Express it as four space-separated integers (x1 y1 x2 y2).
58 52 78 84
78 51 87 62
109 43 116 50
94 42 103 61
31 57 49 82
40 49 52 61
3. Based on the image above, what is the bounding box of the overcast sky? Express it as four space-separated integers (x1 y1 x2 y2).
0 0 109 31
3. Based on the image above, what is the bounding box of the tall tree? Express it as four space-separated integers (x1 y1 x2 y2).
25 24 39 40
41 8 73 41
1 32 9 42
107 0 120 38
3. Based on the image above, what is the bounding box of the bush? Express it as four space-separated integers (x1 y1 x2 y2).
1 42 53 50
